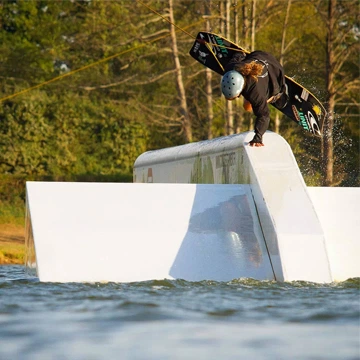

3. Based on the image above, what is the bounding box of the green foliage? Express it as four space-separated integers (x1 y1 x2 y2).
0 242 25 264
0 0 358 207
0 91 148 176
0 174 26 225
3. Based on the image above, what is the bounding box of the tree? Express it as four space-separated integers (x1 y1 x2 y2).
319 0 360 185
168 0 192 142
224 0 234 135
0 0 358 187
274 0 293 133
203 12 215 139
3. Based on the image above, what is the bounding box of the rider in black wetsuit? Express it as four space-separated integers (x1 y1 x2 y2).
221 51 288 147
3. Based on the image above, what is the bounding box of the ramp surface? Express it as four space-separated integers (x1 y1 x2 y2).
134 131 333 283
308 187 360 281
26 182 274 283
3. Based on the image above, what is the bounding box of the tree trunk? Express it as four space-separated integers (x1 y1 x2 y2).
275 0 292 133
168 0 192 142
246 0 257 130
233 0 242 133
220 1 225 34
225 0 234 135
234 0 239 44
250 0 256 51
204 9 214 140
323 0 336 186
241 0 250 49
206 66 214 139
279 0 291 66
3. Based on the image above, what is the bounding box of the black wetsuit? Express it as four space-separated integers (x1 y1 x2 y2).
225 51 286 143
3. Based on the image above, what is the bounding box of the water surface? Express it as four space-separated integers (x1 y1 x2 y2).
0 266 359 359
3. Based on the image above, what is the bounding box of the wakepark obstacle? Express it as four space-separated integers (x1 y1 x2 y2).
25 131 359 283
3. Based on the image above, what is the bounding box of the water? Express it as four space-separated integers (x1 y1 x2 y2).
0 266 359 360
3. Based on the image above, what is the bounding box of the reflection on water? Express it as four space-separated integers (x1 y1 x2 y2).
170 194 273 281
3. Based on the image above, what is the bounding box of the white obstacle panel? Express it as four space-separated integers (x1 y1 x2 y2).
134 131 332 283
307 187 360 282
25 182 274 283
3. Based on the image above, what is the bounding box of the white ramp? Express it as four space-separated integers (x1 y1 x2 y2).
134 131 333 283
27 131 348 283
25 182 274 283
308 187 360 282
244 133 332 283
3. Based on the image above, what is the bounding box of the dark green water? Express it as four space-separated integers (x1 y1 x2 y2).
0 265 359 360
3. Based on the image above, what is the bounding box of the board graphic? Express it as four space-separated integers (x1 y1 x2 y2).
189 32 327 137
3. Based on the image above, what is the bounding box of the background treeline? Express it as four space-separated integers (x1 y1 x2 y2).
0 0 359 224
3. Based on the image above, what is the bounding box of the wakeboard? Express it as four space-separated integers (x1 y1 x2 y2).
189 31 327 137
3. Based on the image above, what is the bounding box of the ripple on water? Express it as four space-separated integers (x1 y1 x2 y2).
0 266 359 359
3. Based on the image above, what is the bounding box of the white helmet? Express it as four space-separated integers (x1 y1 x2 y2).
221 70 245 99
